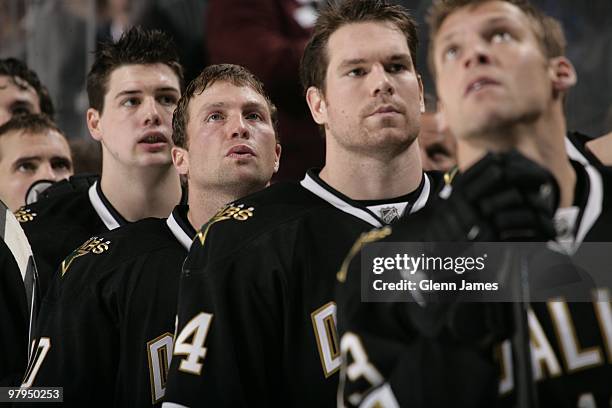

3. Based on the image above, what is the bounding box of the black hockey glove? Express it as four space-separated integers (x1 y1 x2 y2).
426 150 559 242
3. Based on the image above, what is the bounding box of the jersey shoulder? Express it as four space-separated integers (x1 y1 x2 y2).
194 181 325 245
15 186 98 235
41 174 99 199
186 181 329 273
0 204 31 318
58 218 180 287
584 160 612 241
567 131 607 168
425 169 448 196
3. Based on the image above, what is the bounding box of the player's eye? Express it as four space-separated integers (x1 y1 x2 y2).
158 95 178 106
51 159 72 171
11 105 33 116
122 97 140 107
347 67 367 77
15 161 37 173
206 112 224 122
245 112 263 121
443 45 460 61
491 30 513 44
387 63 407 73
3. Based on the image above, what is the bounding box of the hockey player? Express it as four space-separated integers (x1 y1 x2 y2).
17 27 183 299
430 1 612 405
20 64 281 406
0 200 37 387
0 57 53 393
0 57 54 126
0 114 73 211
336 0 612 406
162 1 444 406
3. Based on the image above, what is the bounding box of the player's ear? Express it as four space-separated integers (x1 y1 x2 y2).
418 75 425 114
549 56 576 94
87 108 102 142
273 143 282 174
172 146 189 176
306 86 327 126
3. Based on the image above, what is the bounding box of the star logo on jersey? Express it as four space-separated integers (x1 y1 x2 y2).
14 207 37 223
61 236 111 276
337 226 392 283
379 207 400 224
196 204 255 246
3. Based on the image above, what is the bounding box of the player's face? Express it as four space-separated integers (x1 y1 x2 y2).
87 64 181 169
433 1 554 140
313 21 423 155
177 81 280 192
0 129 72 211
0 75 41 126
419 111 457 172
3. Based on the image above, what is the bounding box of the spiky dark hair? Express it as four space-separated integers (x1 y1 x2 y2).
86 26 184 112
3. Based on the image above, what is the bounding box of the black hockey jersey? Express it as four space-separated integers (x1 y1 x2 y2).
335 146 612 408
0 201 37 390
496 141 612 408
21 206 195 407
566 132 607 168
335 202 501 408
17 176 127 299
162 170 443 407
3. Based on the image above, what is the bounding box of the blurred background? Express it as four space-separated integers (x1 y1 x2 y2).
1 0 610 181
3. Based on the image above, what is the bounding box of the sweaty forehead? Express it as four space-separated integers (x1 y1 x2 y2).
0 129 69 156
191 82 268 114
436 1 532 43
327 21 410 65
106 64 181 96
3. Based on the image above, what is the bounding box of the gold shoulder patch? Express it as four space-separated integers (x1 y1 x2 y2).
196 204 255 247
336 226 392 283
444 165 460 186
61 236 111 276
14 207 36 223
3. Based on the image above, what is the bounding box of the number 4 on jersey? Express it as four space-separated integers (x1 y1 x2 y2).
173 312 213 375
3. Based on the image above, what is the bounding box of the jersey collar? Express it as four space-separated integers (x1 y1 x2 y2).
300 169 432 228
88 181 129 230
561 137 604 247
166 205 196 250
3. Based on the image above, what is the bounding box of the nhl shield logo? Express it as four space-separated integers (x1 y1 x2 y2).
379 206 400 224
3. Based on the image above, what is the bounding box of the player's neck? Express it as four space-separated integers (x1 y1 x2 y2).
586 132 612 166
186 183 267 231
99 163 181 222
319 140 423 201
458 110 576 208
186 191 232 232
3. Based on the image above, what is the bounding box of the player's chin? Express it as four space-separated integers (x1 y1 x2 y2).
373 126 416 143
226 155 259 165
466 110 515 136
226 167 270 189
231 163 263 178
136 153 173 167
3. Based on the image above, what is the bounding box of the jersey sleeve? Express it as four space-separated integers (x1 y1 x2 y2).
0 203 35 386
335 237 501 408
21 241 118 405
0 242 29 386
163 223 286 407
